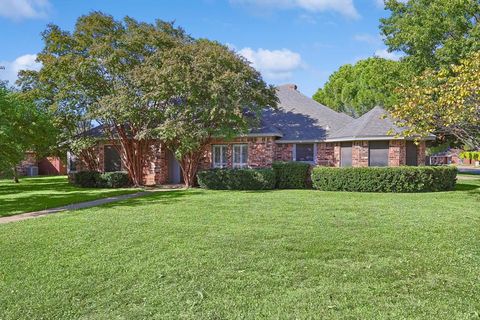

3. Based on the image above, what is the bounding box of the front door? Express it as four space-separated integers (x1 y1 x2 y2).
167 150 182 184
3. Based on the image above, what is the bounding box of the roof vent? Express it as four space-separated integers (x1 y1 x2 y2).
286 84 297 90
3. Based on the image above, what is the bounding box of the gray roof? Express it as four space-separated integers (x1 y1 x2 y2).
81 85 431 142
261 84 353 141
327 106 405 141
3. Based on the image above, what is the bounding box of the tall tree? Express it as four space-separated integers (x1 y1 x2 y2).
391 51 480 149
22 12 276 187
0 83 57 182
313 57 412 116
381 0 480 72
20 12 191 186
136 39 278 187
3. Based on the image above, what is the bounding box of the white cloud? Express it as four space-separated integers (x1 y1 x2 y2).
374 48 402 61
0 0 51 20
237 47 303 80
231 0 360 19
0 54 41 85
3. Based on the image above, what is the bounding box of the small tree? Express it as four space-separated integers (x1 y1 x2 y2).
391 51 480 149
0 84 57 182
136 40 278 187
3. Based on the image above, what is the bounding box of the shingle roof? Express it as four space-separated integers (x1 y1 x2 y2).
327 106 404 141
261 84 353 141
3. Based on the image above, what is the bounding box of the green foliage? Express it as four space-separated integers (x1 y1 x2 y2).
0 84 57 179
197 168 275 190
272 161 310 189
391 51 480 149
72 171 102 188
313 57 413 116
21 12 277 186
99 172 131 188
73 171 131 188
459 151 480 161
381 0 480 72
311 166 457 192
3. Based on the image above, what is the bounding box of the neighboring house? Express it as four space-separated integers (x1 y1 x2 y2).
17 152 67 176
69 84 433 185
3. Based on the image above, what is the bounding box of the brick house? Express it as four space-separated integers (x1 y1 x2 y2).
69 84 433 185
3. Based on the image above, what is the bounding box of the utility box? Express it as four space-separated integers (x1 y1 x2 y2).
26 166 39 177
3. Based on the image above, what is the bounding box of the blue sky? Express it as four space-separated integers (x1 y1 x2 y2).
0 0 400 97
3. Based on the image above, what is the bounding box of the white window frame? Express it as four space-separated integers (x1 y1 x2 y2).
293 143 317 164
212 145 228 168
232 144 249 168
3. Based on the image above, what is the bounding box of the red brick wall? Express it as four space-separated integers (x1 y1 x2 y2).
143 142 168 186
316 143 336 166
417 141 426 165
16 152 37 176
389 140 406 166
352 141 369 167
275 144 293 162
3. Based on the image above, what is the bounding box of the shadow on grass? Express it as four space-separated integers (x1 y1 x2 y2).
455 182 480 191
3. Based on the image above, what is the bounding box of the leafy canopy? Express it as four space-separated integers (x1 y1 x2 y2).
381 0 480 71
391 51 480 149
313 57 412 116
0 83 57 178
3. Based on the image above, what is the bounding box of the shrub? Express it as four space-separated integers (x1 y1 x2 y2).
197 168 275 190
72 171 131 188
460 151 480 161
272 161 310 189
99 172 131 188
311 166 457 192
72 171 102 188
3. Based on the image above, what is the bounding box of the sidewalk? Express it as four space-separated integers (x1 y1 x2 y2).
0 186 184 225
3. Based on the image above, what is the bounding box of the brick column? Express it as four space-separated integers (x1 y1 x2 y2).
389 140 406 166
275 144 293 162
333 143 341 167
352 141 369 167
317 142 336 166
417 141 426 166
248 137 275 168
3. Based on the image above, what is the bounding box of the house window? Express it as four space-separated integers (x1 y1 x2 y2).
212 145 228 168
369 141 389 167
294 144 314 162
233 144 248 168
104 145 121 172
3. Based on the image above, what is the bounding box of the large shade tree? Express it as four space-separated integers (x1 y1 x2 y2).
313 57 412 116
136 39 278 187
20 12 191 186
391 51 480 149
381 0 480 72
22 12 277 187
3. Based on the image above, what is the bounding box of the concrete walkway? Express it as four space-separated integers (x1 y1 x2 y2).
0 186 184 225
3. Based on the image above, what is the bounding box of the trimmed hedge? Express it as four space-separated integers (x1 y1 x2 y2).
272 161 310 189
197 168 275 190
72 171 131 188
311 166 457 192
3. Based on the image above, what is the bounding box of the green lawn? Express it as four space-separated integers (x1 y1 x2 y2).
0 175 479 319
0 175 139 217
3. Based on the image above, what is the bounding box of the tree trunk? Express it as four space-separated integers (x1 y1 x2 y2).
179 151 202 188
111 125 149 187
12 166 19 183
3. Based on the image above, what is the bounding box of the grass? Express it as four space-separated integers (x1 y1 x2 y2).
0 175 479 319
0 175 139 217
